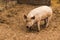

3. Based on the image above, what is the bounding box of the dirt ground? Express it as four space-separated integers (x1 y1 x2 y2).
0 0 60 40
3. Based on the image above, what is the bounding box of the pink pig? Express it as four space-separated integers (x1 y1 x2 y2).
24 6 53 32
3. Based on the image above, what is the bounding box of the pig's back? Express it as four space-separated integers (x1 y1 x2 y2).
27 6 52 18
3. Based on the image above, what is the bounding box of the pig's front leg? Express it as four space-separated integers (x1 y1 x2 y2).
37 21 41 32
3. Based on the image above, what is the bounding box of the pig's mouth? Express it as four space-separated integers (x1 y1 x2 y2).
29 22 38 31
26 22 38 31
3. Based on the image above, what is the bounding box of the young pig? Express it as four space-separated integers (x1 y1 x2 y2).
24 6 53 32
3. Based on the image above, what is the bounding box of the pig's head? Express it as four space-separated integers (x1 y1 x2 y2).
24 15 36 29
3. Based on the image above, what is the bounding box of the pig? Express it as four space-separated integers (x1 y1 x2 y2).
24 6 53 32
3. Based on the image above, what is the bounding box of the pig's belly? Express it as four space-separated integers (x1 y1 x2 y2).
41 13 49 20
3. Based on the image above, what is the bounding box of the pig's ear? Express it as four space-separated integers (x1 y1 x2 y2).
31 16 35 19
24 15 27 19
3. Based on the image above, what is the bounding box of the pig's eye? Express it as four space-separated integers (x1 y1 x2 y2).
31 16 35 19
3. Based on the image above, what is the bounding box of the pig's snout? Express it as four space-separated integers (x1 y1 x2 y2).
26 26 32 30
26 26 29 28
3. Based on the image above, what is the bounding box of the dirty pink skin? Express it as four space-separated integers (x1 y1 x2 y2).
24 6 53 31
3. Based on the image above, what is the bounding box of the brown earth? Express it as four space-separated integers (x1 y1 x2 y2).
0 0 60 40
